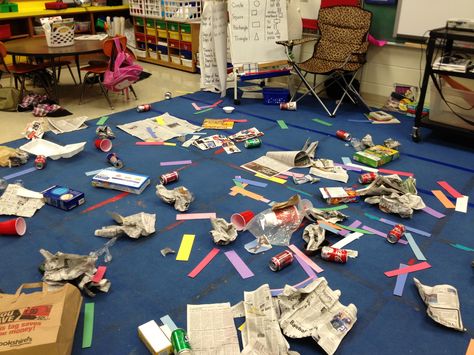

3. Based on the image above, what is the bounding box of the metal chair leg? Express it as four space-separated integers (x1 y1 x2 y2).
98 79 114 110
129 85 138 100
79 72 90 105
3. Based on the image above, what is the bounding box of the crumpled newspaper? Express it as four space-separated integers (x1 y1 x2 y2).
0 183 45 217
156 184 194 212
95 212 156 239
365 193 425 218
210 217 238 245
293 174 320 185
302 139 319 159
40 249 111 297
414 278 466 332
22 119 46 140
361 134 375 149
305 207 347 224
310 159 348 183
384 138 401 150
0 146 29 168
96 125 115 139
303 224 326 251
277 277 357 355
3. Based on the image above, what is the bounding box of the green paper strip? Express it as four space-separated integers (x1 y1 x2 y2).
277 120 288 129
312 118 333 126
286 186 312 197
364 213 381 221
233 179 244 188
193 107 213 115
318 205 348 211
335 223 374 235
96 116 109 125
82 303 95 348
450 243 474 252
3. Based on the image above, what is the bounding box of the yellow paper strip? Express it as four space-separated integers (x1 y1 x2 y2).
238 322 246 331
176 234 195 261
432 190 456 208
255 173 286 184
163 142 176 146
156 117 165 125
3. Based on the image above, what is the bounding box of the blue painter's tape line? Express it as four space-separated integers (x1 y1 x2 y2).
3 167 37 180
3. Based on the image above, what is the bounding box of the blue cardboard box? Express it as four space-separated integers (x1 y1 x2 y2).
42 185 85 211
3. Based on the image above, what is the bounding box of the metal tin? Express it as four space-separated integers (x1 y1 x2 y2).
244 138 262 148
164 92 172 100
280 101 297 110
136 104 151 112
387 224 405 244
336 130 351 141
269 250 294 271
34 155 47 170
171 328 191 354
358 172 377 184
160 171 179 185
106 153 124 168
321 246 348 263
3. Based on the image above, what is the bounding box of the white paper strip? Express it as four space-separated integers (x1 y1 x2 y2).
331 232 363 249
455 196 468 213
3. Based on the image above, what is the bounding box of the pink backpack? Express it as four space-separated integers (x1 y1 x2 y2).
103 37 143 92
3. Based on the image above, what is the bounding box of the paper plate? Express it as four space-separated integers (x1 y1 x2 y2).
19 139 86 160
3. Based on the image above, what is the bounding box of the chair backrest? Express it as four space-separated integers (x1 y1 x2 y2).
0 42 10 73
102 36 136 59
320 0 361 8
313 6 372 70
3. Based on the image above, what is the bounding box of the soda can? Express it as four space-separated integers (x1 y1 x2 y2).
171 328 191 354
321 246 348 263
136 104 151 112
280 101 297 110
164 92 172 100
387 224 406 244
34 155 47 170
160 171 179 185
336 130 351 141
106 153 124 168
244 138 262 148
269 250 294 271
358 172 377 184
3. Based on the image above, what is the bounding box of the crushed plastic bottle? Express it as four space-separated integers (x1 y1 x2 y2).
350 138 363 151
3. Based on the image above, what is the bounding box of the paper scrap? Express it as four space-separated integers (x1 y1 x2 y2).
336 223 373 235
312 118 333 126
421 206 446 219
81 192 129 214
393 263 408 296
193 107 213 114
455 196 469 213
288 244 324 273
450 243 474 252
85 167 117 176
188 248 220 278
286 186 312 197
91 266 107 283
338 220 362 236
466 339 474 355
346 163 378 173
176 234 195 261
341 157 351 165
160 160 193 166
176 213 217 220
96 116 109 125
160 315 178 332
156 116 165 125
146 127 158 138
378 168 414 177
405 233 427 261
2 167 37 180
432 190 456 208
224 250 254 279
332 232 363 249
255 173 286 184
437 181 463 198
281 171 305 178
136 141 176 146
234 177 268 188
384 262 431 277
233 179 244 188
229 186 270 203
294 253 317 278
318 205 349 211
202 119 234 129
277 120 288 129
82 303 94 348
192 102 201 110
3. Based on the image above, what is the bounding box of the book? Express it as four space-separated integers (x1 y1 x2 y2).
92 170 150 194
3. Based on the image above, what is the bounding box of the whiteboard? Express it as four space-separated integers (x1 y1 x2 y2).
228 0 288 64
394 0 474 38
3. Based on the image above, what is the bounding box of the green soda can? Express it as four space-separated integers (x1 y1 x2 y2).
171 328 191 354
244 138 262 148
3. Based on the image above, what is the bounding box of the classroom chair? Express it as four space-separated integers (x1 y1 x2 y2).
277 6 372 117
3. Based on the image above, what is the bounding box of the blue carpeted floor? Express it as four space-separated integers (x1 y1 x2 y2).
1 89 473 355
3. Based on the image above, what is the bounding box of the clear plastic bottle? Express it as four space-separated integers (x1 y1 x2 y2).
350 137 363 151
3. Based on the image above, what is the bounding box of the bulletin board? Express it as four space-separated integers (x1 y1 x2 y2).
363 2 401 43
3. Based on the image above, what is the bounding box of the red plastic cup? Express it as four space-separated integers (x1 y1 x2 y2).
231 210 255 231
0 217 26 236
94 138 112 152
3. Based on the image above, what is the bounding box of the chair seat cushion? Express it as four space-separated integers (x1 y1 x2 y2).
7 63 42 74
80 65 107 74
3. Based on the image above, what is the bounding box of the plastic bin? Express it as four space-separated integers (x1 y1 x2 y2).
168 39 179 48
135 17 145 26
149 51 158 60
180 49 192 59
262 87 290 105
135 49 147 58
75 21 90 33
0 24 10 39
167 22 179 32
156 20 166 30
180 23 191 33
180 41 192 51
160 54 169 62
33 25 44 35
135 32 146 42
146 27 156 36
181 33 192 42
146 35 157 44
157 29 167 38
181 58 192 67
168 31 179 40
170 55 181 65
146 19 154 27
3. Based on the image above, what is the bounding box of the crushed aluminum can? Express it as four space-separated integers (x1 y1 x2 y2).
358 172 377 184
336 130 351 141
34 155 47 170
160 171 179 185
387 224 405 244
96 125 115 139
321 246 358 263
164 92 172 100
280 101 297 110
106 153 124 168
137 104 151 112
269 250 294 271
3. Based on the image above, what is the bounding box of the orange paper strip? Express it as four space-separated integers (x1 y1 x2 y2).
466 339 474 355
432 190 456 208
229 186 270 203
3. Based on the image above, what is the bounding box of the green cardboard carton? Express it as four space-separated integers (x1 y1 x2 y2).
353 145 400 168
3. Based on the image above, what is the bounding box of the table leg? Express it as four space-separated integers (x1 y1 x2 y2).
75 55 82 84
50 57 59 102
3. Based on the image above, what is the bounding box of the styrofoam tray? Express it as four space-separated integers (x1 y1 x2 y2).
19 139 86 160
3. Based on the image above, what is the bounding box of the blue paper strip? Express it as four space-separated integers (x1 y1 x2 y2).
341 157 352 165
286 186 313 197
234 177 268 188
85 167 117 176
393 263 408 296
450 243 474 252
318 223 340 234
146 127 157 138
405 233 427 261
3 167 37 180
160 315 178 332
379 218 431 237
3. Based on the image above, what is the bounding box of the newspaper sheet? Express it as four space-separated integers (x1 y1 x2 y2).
117 112 202 142
47 116 88 134
187 303 240 355
241 151 311 177
310 159 348 183
0 184 45 217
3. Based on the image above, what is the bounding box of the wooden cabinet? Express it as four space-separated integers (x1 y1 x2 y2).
133 16 199 73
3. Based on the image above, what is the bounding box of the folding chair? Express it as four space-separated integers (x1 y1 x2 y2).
277 6 372 117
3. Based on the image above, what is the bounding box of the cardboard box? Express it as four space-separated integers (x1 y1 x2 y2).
92 170 150 194
138 320 173 355
353 145 399 168
42 185 85 211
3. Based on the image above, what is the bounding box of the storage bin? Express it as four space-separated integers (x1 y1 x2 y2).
135 17 144 26
181 33 192 42
75 21 90 33
33 25 44 35
46 22 75 47
156 20 166 29
180 41 192 51
181 58 192 67
157 45 168 54
0 24 11 40
262 87 290 105
167 22 179 32
146 27 156 36
135 49 147 58
160 54 169 62
170 55 181 65
180 49 192 59
168 31 179 40
146 19 154 27
180 23 191 33
148 43 157 51
135 32 146 42
149 51 158 60
168 39 179 48
146 35 157 44
157 29 167 38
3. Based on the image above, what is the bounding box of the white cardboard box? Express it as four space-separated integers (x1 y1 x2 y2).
138 320 173 355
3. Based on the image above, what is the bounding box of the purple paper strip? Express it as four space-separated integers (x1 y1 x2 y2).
160 160 193 166
379 218 431 237
294 254 317 278
270 276 317 297
339 220 362 236
3 167 37 180
421 206 446 219
333 162 362 172
234 177 268 188
224 250 254 279
146 127 157 138
393 263 408 296
362 225 408 245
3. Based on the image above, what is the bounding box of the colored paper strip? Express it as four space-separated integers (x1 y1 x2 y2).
274 174 289 180
338 220 362 236
192 102 201 110
341 157 351 165
277 120 288 129
160 160 193 166
229 186 270 203
238 322 246 331
466 339 474 355
136 141 166 145
91 266 107 283
393 263 408 297
455 196 469 213
224 250 254 279
255 173 286 184
336 223 373 235
364 213 381 221
280 171 305 178
379 218 431 237
81 192 130 214
193 107 213 114
224 119 248 123
146 127 157 138
82 303 94 348
176 213 216 220
294 253 317 278
234 177 268 188
437 181 463 198
318 222 341 234
450 243 474 252
318 205 349 211
421 206 446 219
432 190 456 208
85 167 117 176
210 99 224 107
233 179 244 188
334 163 362 172
288 244 324 273
270 276 317 297
214 148 225 155
346 163 378 173
96 116 109 125
188 248 220 278
2 167 36 180
312 118 333 126
286 186 313 197
332 232 363 249
378 168 414 177
362 225 408 245
160 315 178 332
405 233 427 261
384 262 431 277
156 117 165 125
176 234 195 261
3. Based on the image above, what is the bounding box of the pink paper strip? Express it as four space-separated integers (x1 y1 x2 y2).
275 174 289 180
192 103 201 110
437 181 463 198
280 171 305 178
224 119 248 123
160 160 193 166
294 253 317 278
368 34 387 47
176 213 216 220
91 266 107 283
188 248 220 278
211 99 224 107
288 244 324 273
224 250 254 279
422 206 446 219
384 262 431 277
339 220 362 236
333 162 362 172
378 168 414 177
362 225 408 245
